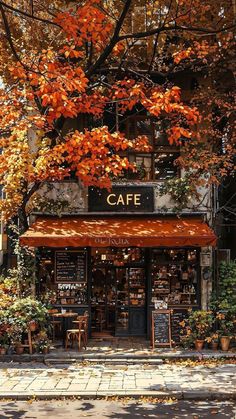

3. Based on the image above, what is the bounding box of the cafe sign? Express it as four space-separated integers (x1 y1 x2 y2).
88 186 154 212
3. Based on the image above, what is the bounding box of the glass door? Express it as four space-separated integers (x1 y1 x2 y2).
115 267 147 336
116 268 129 334
90 248 147 336
91 267 116 334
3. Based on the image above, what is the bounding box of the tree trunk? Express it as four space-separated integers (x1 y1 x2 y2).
18 207 29 234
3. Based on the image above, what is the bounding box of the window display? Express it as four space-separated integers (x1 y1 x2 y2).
91 248 144 265
115 267 146 307
38 245 200 339
151 249 198 307
56 283 87 305
129 268 145 306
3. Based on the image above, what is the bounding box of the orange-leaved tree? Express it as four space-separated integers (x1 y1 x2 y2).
0 0 235 230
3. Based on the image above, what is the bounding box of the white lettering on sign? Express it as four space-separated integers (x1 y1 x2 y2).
134 194 141 205
107 194 116 205
106 193 141 206
95 237 130 246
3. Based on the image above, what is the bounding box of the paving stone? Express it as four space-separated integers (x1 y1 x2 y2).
67 384 87 391
0 362 235 399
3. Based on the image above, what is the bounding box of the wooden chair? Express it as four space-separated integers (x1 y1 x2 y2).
22 329 33 355
72 312 89 346
48 309 62 341
65 316 87 351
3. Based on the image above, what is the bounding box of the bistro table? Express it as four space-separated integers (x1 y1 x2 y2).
53 312 78 347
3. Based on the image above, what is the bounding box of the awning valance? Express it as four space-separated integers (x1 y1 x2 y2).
19 216 217 248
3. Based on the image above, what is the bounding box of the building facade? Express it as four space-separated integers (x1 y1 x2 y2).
19 131 216 341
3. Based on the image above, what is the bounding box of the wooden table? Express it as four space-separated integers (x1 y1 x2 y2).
53 312 78 346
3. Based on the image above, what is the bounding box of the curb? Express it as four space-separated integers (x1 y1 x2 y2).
0 352 235 364
0 391 235 401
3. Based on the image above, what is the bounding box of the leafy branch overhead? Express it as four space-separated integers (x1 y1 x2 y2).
0 0 235 226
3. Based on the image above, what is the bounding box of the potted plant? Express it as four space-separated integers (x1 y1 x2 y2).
0 321 10 355
179 319 195 349
5 297 49 338
8 297 49 330
14 341 24 355
0 345 7 355
34 330 50 354
0 334 9 355
187 310 214 351
28 320 38 332
205 332 219 350
4 320 25 355
216 312 234 351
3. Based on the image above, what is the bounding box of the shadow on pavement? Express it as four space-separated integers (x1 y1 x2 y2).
0 400 236 419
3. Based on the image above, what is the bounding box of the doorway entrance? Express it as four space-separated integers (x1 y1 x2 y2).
91 248 147 337
91 267 116 336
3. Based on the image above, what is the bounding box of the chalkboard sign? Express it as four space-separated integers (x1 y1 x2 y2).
171 309 189 344
55 251 87 283
151 310 172 349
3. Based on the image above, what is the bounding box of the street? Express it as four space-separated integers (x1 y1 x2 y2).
0 399 236 418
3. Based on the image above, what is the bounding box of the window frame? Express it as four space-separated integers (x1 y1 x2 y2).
122 115 180 182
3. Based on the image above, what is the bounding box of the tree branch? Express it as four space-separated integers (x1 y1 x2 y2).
0 3 23 63
119 23 236 41
0 0 61 28
86 0 132 77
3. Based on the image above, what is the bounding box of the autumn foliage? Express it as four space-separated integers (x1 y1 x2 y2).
0 0 235 225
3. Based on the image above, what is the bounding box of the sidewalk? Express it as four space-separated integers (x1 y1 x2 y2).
0 361 235 400
1 337 235 364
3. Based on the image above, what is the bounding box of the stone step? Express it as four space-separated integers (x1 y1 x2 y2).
0 350 235 364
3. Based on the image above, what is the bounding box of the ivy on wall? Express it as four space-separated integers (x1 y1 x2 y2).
158 175 201 212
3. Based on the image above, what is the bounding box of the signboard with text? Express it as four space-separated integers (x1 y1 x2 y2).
88 186 154 212
151 309 172 349
55 250 87 283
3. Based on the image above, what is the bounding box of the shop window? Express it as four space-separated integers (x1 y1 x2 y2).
123 116 180 181
91 247 145 265
154 152 179 181
38 249 88 306
151 249 199 307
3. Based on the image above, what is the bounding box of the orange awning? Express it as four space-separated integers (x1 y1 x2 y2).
20 216 217 248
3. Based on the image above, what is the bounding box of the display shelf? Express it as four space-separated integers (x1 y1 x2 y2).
151 249 198 307
91 248 145 266
56 282 87 305
128 267 145 307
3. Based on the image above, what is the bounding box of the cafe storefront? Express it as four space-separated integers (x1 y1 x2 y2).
20 185 217 343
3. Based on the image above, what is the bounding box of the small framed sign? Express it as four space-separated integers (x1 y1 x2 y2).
200 252 212 267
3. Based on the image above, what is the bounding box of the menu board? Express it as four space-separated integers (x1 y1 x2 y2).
151 310 172 349
55 251 87 283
